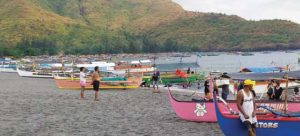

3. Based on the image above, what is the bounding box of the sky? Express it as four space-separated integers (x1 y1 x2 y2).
172 0 300 24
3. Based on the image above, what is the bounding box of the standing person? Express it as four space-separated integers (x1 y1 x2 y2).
213 78 219 96
92 66 100 101
274 81 283 101
151 73 160 93
292 87 300 102
204 79 211 99
237 79 257 136
79 67 86 99
187 67 191 74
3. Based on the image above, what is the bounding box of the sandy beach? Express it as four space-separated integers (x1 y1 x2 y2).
0 73 223 136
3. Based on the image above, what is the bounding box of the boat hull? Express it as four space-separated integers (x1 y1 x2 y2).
214 94 300 136
55 77 141 89
143 74 201 86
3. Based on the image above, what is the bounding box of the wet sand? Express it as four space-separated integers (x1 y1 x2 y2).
0 73 223 136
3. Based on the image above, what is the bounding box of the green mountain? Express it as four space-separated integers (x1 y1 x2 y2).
0 0 300 56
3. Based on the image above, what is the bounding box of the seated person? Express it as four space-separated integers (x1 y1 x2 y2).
292 87 300 102
274 81 283 101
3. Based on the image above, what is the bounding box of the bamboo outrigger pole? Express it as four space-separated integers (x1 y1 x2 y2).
284 65 289 114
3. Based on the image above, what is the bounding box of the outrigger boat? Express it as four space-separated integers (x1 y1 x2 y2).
214 67 300 136
167 82 300 123
17 67 54 78
115 60 155 73
54 76 142 89
143 69 204 86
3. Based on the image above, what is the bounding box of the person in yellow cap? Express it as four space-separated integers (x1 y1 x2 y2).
236 79 257 136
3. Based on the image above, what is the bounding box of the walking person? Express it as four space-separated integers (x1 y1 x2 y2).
152 72 160 93
236 79 257 136
79 67 86 99
92 66 100 101
213 78 219 96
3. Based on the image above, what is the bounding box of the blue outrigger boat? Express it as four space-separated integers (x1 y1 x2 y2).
213 91 300 136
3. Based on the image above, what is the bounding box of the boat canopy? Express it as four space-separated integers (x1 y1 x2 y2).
240 67 282 73
228 70 300 81
91 61 115 67
131 61 140 64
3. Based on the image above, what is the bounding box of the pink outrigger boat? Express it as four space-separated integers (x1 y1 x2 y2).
167 88 300 123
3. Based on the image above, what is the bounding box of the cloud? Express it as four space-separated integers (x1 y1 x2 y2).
172 0 300 24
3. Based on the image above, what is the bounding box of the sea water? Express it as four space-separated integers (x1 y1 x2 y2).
154 51 299 73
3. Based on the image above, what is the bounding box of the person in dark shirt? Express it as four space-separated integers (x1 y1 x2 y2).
204 79 211 99
221 84 230 100
156 70 160 77
152 73 160 93
274 81 283 101
187 67 191 74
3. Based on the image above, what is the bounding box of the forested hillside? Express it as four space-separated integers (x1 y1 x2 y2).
0 0 300 57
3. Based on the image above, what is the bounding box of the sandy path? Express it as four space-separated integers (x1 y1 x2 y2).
0 73 223 136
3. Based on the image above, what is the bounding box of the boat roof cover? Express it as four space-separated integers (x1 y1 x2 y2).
131 61 140 64
228 70 300 80
241 67 280 73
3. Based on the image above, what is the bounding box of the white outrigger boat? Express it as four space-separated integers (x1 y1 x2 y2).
17 67 54 78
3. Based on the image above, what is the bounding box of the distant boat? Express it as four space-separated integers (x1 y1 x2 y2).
285 50 294 53
241 52 254 56
262 51 271 54
196 53 202 58
227 52 240 55
206 52 220 56
170 54 191 57
17 67 54 78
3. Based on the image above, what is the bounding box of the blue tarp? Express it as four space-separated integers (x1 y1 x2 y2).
241 67 280 73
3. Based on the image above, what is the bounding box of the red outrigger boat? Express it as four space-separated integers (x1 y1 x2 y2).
167 88 300 123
